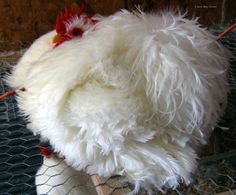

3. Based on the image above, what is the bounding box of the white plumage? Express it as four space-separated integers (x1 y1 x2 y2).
7 9 231 194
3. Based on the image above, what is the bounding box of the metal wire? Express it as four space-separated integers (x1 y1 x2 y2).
0 62 41 195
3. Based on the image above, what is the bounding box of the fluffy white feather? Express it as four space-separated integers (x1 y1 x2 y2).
7 10 231 193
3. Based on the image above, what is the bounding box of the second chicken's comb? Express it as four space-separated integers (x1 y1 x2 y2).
56 4 84 35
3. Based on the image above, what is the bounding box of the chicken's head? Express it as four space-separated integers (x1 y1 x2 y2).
53 4 98 47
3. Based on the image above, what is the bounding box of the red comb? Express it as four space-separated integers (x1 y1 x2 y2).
56 4 85 35
77 5 84 17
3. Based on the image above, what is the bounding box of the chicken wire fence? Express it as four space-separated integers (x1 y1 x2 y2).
0 25 235 195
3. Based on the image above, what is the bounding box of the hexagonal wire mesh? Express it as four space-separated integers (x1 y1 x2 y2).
0 26 235 195
0 57 41 195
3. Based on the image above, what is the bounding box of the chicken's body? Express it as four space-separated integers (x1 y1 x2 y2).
7 10 231 193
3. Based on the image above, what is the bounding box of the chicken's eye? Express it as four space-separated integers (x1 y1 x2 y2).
70 28 84 37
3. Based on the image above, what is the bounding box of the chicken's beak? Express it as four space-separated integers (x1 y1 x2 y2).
53 34 63 43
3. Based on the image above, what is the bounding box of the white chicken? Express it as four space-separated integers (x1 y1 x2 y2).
6 5 231 194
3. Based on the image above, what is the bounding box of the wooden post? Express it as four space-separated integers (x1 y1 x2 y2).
91 174 131 195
